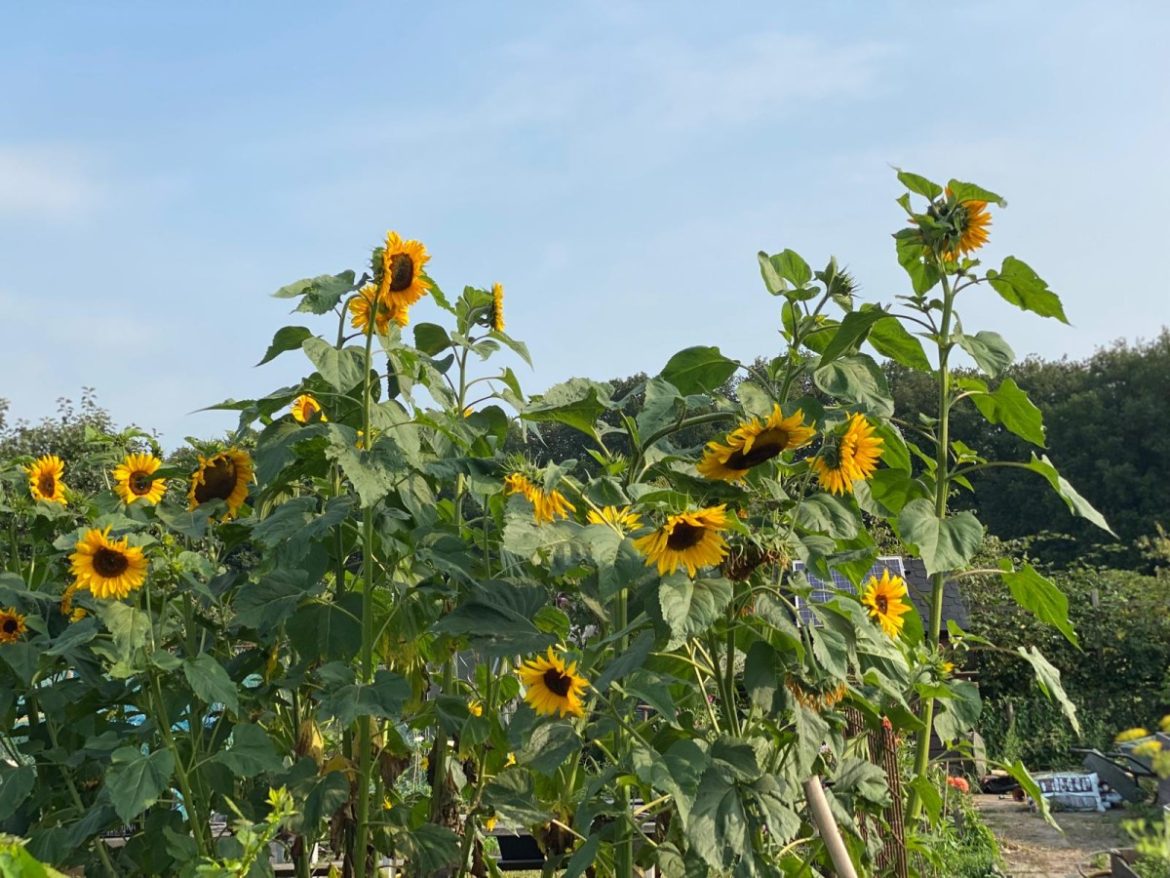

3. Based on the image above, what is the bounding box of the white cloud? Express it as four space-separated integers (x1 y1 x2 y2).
0 146 102 220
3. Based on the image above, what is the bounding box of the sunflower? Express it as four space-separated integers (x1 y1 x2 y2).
291 394 328 424
586 505 642 534
377 231 432 309
697 405 815 481
0 608 27 644
505 472 575 524
112 452 166 505
490 282 505 332
860 568 911 638
188 448 253 519
943 187 991 260
26 454 67 504
70 527 148 600
786 679 848 713
518 647 588 718
349 283 409 335
60 583 87 622
1115 727 1151 744
633 505 729 577
811 414 883 495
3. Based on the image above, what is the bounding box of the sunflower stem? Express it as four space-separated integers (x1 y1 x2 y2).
907 267 956 822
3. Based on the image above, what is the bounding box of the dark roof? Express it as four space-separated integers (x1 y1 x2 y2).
901 557 970 630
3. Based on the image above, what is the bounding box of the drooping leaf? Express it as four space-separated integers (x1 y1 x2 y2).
302 338 367 394
0 764 35 820
818 309 888 365
320 670 411 725
256 325 313 366
987 257 1068 323
233 568 315 630
999 561 1078 646
413 323 451 356
522 378 611 441
867 315 932 371
212 723 284 778
896 170 943 199
933 680 982 745
794 493 859 539
813 354 894 418
970 377 1046 446
272 271 357 314
658 576 733 649
1022 454 1115 535
687 768 747 870
957 330 1015 378
1015 645 1080 735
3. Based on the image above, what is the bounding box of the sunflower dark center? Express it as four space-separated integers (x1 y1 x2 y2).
129 471 153 495
667 522 705 551
2 617 17 634
875 594 889 614
194 457 236 503
387 254 415 292
542 668 572 697
726 431 787 469
38 474 56 495
93 547 129 578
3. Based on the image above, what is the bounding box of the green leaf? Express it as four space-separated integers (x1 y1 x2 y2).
433 581 551 658
660 346 738 396
154 503 213 540
658 576 733 649
999 561 1078 646
817 309 887 365
413 322 451 356
894 228 941 295
594 630 654 691
516 722 580 775
832 757 891 807
301 771 350 829
867 316 932 371
946 179 1005 206
302 338 367 394
212 723 283 777
813 354 894 418
757 251 785 294
898 499 983 576
1022 454 1115 535
522 378 611 441
0 764 35 820
562 836 601 878
287 593 363 662
1015 645 1080 735
94 602 152 664
908 776 942 824
233 569 314 629
251 496 317 547
183 654 240 714
483 770 550 826
933 680 982 745
896 169 943 199
987 257 1069 323
863 469 930 516
998 759 1057 828
273 271 357 314
106 747 175 822
970 377 1045 446
256 325 313 367
636 376 683 439
395 825 460 876
794 493 859 539
687 768 747 870
744 641 785 714
957 330 1015 379
772 249 812 287
320 670 411 725
324 427 407 508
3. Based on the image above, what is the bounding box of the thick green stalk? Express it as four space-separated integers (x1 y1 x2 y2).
907 270 956 820
353 301 380 878
613 587 634 878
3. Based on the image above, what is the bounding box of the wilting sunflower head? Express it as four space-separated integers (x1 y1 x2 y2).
504 472 539 500
70 527 149 601
0 607 27 644
187 448 253 519
291 394 328 424
585 505 642 534
811 413 883 495
377 231 432 309
26 454 67 504
786 678 849 713
532 487 576 525
490 282 505 333
113 452 166 505
632 505 729 577
697 405 816 482
518 647 589 718
860 568 911 638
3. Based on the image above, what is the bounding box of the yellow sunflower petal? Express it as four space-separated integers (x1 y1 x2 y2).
113 452 166 505
26 454 68 504
69 527 148 600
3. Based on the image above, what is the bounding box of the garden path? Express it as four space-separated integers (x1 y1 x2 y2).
975 794 1129 877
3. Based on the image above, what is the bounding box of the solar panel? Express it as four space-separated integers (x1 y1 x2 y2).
791 556 906 625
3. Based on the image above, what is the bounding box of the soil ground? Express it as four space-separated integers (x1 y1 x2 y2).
975 793 1131 877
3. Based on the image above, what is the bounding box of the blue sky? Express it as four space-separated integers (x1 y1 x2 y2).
3 1 1168 446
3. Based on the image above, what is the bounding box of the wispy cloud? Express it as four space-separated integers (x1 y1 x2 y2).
0 146 102 221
